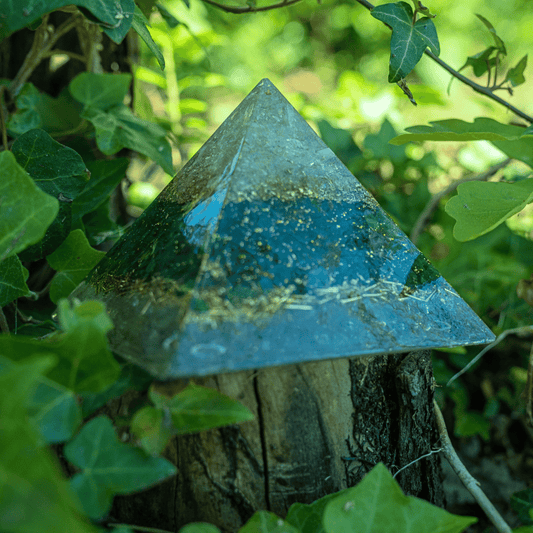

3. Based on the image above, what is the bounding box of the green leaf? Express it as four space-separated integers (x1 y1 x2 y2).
458 47 497 78
0 254 30 306
7 84 83 137
156 3 182 28
179 524 221 533
0 0 134 43
131 405 174 455
17 201 73 262
149 383 254 435
6 83 42 136
0 300 119 392
70 72 132 111
238 511 300 533
12 129 88 199
72 158 129 222
0 355 82 443
322 463 476 533
79 363 153 418
64 415 177 519
11 129 89 260
82 105 173 174
0 356 96 533
390 118 533 168
47 229 105 302
0 151 59 261
475 14 506 54
445 179 533 241
363 118 407 164
131 5 165 70
51 299 120 392
511 489 533 525
371 2 440 83
505 54 528 87
286 489 351 533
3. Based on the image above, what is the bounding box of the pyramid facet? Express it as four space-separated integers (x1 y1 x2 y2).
71 78 495 378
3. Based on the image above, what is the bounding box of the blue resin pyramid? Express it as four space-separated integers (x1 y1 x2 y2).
70 79 495 378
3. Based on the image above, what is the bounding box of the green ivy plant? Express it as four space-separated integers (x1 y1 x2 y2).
1 0 533 532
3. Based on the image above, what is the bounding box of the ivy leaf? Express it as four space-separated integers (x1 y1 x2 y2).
149 383 254 435
133 384 254 454
0 254 30 306
47 229 105 303
131 5 165 70
131 406 174 455
322 463 476 533
6 83 42 136
445 179 533 241
505 54 528 87
0 300 120 393
458 47 497 78
0 356 96 533
51 298 120 392
70 72 132 111
476 14 506 55
238 512 299 533
7 84 83 137
72 158 129 222
390 118 533 168
82 105 173 174
0 151 59 261
0 0 134 43
0 355 82 443
286 489 351 533
64 415 177 519
12 129 89 199
371 2 440 83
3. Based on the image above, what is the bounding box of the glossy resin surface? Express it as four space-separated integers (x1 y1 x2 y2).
71 79 495 378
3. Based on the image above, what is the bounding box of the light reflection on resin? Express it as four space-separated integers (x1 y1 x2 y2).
70 79 495 378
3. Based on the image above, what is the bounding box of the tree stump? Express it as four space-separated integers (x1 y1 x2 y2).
111 350 443 532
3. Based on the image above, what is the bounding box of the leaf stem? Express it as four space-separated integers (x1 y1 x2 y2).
433 400 512 533
0 86 8 151
200 0 303 14
353 0 533 124
8 14 81 96
409 158 511 245
0 307 10 335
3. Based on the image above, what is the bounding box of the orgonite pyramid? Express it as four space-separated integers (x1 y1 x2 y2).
70 79 495 378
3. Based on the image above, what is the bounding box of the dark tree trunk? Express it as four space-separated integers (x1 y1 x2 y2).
111 350 444 532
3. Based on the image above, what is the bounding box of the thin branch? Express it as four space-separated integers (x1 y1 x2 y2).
434 400 512 533
8 14 81 96
201 0 303 14
410 158 512 245
353 0 533 124
424 50 533 124
0 86 8 151
0 307 9 335
447 325 533 387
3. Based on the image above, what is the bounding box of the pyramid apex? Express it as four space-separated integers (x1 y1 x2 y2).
70 80 495 378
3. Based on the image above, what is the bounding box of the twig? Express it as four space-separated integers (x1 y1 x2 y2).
410 158 512 245
433 400 512 533
8 14 82 96
0 86 8 151
0 307 9 335
447 325 533 387
353 0 533 124
201 0 303 14
392 447 443 479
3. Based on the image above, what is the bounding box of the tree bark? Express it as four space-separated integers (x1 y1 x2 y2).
111 350 444 532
